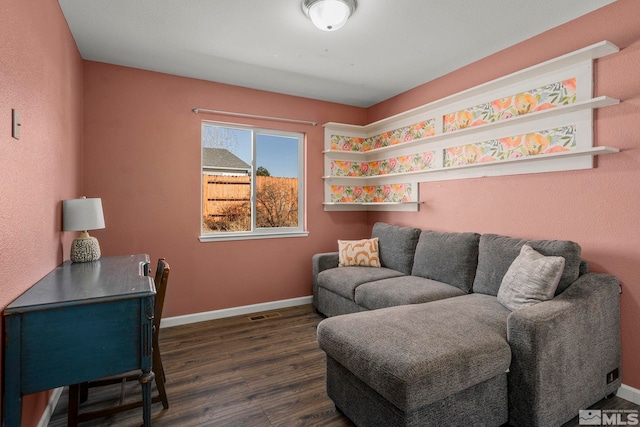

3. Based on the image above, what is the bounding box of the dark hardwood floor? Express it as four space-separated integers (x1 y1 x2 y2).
48 304 637 426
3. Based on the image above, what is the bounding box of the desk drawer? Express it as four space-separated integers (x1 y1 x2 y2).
17 298 145 394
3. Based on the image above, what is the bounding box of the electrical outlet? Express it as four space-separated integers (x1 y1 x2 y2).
12 109 21 140
607 368 619 384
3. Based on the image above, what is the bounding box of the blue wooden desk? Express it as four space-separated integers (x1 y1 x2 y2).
2 254 156 427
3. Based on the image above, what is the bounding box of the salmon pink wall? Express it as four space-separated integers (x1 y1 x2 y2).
367 0 640 389
0 1 83 425
82 62 368 319
3 2 638 425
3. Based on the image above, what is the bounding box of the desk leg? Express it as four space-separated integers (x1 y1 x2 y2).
139 371 155 427
3 315 22 427
2 392 21 427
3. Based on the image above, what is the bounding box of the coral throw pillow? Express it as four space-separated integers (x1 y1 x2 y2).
338 238 381 267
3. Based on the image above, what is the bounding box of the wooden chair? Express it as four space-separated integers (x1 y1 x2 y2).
67 258 170 425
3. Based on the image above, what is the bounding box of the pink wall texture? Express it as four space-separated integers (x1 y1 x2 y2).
367 0 640 390
0 1 83 425
82 62 369 320
2 0 640 425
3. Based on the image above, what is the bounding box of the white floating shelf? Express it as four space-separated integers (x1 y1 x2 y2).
324 146 618 182
322 202 422 205
323 202 421 212
323 96 619 159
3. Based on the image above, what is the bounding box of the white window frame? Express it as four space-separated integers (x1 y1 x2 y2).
199 122 308 242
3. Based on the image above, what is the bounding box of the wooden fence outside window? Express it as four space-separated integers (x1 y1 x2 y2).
202 175 299 231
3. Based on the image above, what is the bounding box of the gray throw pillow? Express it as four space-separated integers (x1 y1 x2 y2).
497 245 565 311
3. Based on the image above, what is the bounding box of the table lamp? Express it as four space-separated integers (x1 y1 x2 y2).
62 196 106 263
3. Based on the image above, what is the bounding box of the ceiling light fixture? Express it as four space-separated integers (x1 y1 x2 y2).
302 0 356 32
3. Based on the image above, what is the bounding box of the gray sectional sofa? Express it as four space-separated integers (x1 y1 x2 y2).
313 222 621 427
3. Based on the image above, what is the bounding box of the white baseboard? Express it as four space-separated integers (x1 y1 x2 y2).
617 383 640 405
160 295 314 328
38 387 63 427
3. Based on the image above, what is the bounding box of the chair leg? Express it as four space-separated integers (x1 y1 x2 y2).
156 374 169 410
153 349 169 409
79 382 89 404
68 384 80 427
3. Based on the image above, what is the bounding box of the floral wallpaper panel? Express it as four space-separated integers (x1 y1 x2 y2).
330 119 436 152
330 151 435 176
330 183 413 203
443 78 577 133
443 125 577 167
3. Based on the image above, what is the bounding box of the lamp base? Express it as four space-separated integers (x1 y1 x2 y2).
70 236 101 263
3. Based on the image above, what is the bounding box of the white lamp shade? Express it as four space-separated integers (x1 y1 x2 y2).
306 0 354 31
62 197 105 232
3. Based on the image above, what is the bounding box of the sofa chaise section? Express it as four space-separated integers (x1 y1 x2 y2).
318 294 512 427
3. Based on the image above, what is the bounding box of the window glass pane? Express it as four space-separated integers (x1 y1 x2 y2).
201 123 304 238
255 133 299 229
202 125 252 232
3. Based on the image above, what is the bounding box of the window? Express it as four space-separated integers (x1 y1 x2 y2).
200 122 307 241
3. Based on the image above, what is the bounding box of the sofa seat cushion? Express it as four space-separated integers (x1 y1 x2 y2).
473 234 582 296
317 294 512 412
411 230 480 293
354 276 466 310
317 266 405 301
372 222 422 275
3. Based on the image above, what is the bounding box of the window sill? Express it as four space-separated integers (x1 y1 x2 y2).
199 230 309 242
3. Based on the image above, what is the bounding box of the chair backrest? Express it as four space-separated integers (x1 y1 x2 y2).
153 258 170 333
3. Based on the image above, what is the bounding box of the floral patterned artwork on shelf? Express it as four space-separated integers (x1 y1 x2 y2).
330 152 435 176
443 78 577 133
443 125 577 167
329 183 413 203
330 135 367 152
330 119 436 152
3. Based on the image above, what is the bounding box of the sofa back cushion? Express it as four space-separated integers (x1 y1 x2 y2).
472 234 582 296
411 230 480 293
371 222 421 275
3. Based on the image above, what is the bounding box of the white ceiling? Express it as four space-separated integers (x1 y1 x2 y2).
58 0 615 108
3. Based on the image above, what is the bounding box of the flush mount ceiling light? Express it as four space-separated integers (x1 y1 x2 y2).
302 0 357 32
